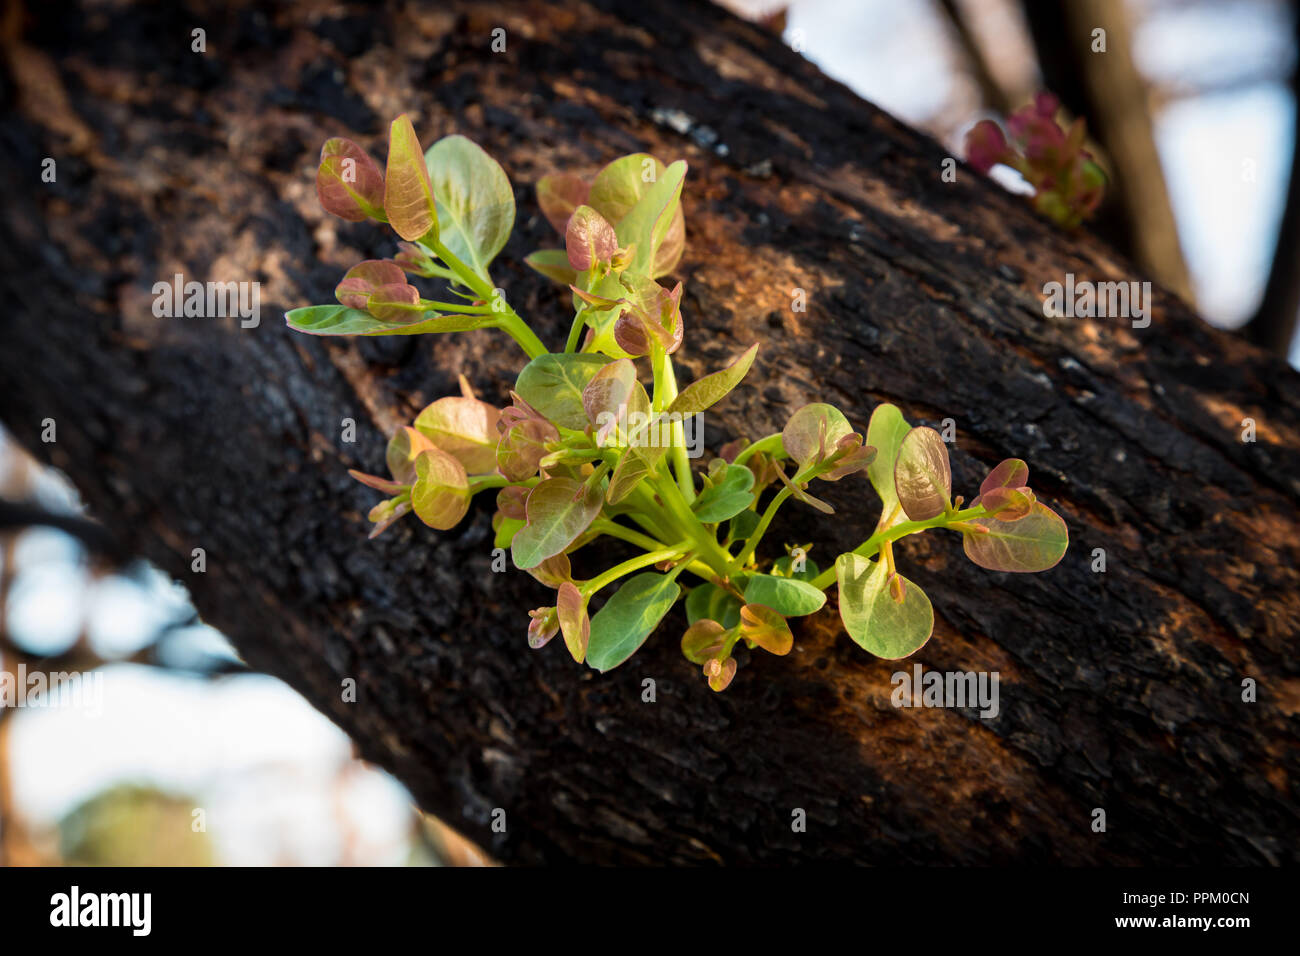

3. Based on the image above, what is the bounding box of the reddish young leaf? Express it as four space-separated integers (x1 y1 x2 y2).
527 553 573 589
980 458 1030 497
414 394 501 474
704 656 737 692
409 446 470 530
556 581 590 663
527 606 560 649
739 604 793 656
384 114 438 241
316 137 386 222
335 260 421 322
978 486 1035 521
496 484 529 521
386 426 438 484
681 619 728 664
537 172 591 234
565 205 619 271
348 470 406 495
893 426 952 520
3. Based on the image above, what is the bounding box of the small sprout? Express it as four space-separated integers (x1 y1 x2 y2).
965 92 1106 229
292 116 1071 693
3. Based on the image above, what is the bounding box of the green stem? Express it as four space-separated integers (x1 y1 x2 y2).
661 359 696 502
806 505 989 590
591 519 665 552
729 485 792 572
581 543 691 598
428 237 547 359
420 300 494 314
731 432 785 467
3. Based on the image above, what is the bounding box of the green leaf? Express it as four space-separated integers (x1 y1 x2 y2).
424 134 516 280
316 137 386 222
525 248 578 285
835 553 933 659
590 154 686 278
963 502 1068 572
666 344 758 415
494 515 524 549
782 403 854 472
410 447 470 530
685 583 742 629
586 572 682 672
286 304 496 337
384 114 439 241
691 464 755 523
606 447 650 504
515 353 610 430
865 403 912 525
414 396 501 474
741 574 826 617
893 426 952 520
612 159 687 276
366 313 497 335
772 554 820 582
510 477 603 570
728 509 761 541
286 305 406 336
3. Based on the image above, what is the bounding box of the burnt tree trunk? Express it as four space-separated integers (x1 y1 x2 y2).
1 0 1297 865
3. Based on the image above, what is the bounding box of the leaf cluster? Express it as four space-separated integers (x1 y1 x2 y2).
292 116 1070 691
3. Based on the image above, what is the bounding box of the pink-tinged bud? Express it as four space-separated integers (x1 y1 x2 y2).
335 260 421 321
527 607 560 648
965 120 1008 174
316 138 386 222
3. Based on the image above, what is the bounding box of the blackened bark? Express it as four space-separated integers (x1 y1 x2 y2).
0 0 1296 864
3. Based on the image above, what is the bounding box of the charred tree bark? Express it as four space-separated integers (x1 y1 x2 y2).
1 0 1297 864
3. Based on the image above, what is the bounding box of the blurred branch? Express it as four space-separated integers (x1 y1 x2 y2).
1020 0 1193 301
0 499 131 565
937 0 1014 114
1241 0 1300 356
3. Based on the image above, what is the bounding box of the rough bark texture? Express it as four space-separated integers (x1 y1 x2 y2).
1 0 1297 864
